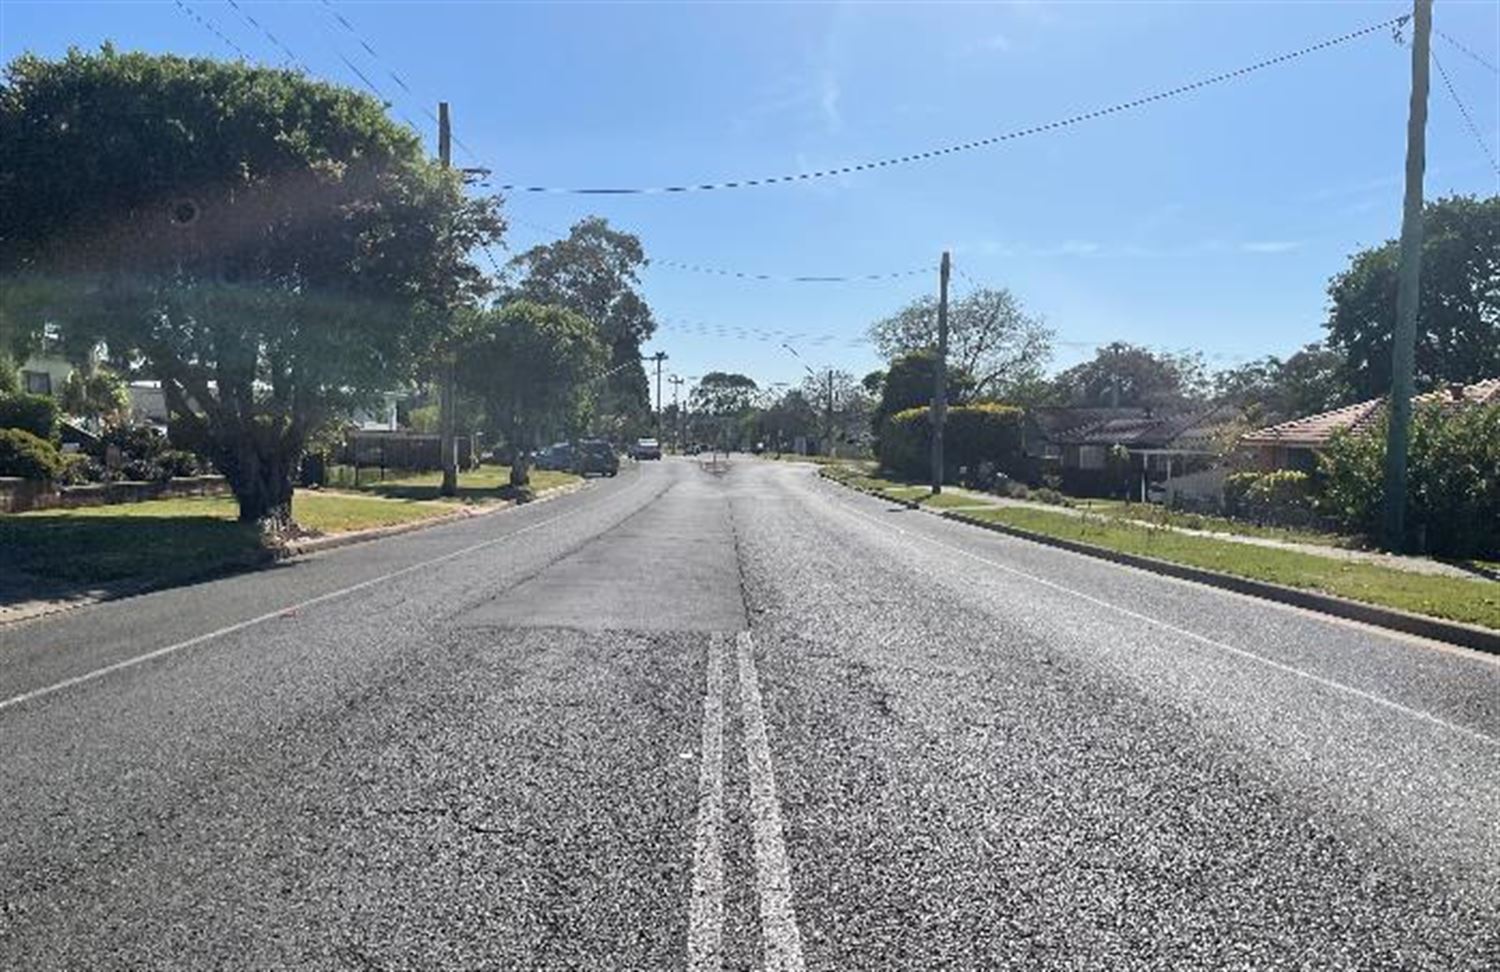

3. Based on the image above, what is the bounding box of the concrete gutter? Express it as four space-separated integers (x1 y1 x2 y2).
824 473 1500 656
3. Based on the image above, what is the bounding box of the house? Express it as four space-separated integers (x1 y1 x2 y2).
17 352 74 398
1240 378 1500 471
1034 404 1240 500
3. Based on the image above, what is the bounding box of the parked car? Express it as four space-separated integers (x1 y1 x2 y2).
534 441 574 471
573 439 619 477
630 437 662 460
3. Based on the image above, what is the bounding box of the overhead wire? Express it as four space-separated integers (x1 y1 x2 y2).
172 0 249 60
1434 27 1499 75
492 14 1406 195
1431 50 1500 179
222 0 306 71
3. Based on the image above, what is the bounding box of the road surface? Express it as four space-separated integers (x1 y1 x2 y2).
2 457 1498 970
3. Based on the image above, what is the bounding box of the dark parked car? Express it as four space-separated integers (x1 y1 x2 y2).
534 442 574 471
573 439 619 477
630 437 662 460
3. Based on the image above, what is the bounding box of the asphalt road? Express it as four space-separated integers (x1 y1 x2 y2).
2 457 1498 970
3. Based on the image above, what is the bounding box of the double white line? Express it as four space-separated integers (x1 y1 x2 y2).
689 631 806 972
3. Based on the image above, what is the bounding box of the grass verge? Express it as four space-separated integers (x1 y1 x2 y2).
4 491 463 588
1073 498 1360 549
960 506 1500 632
325 463 579 503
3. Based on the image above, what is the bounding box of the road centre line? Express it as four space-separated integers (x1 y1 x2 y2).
737 630 808 972
687 635 726 972
0 475 645 716
830 489 1500 750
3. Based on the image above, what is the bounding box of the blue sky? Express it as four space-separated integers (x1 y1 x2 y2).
3 1 1497 395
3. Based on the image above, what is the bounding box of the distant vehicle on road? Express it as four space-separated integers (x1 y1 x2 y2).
534 442 574 471
631 437 662 460
573 439 619 477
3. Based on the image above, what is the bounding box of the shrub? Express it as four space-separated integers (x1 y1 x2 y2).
1226 469 1314 524
92 424 168 462
1320 402 1500 557
0 428 63 481
156 449 204 478
0 392 60 440
878 403 1024 481
56 452 108 485
1032 486 1071 507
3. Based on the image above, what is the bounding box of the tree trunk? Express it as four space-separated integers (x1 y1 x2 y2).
229 442 296 534
509 452 532 488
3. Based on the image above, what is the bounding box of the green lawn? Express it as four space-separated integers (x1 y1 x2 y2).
919 490 996 510
1 491 459 588
1073 498 1360 549
325 463 579 502
960 506 1500 631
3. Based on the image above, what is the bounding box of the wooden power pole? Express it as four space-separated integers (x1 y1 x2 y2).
648 351 668 438
931 251 951 495
1382 0 1431 551
438 101 458 497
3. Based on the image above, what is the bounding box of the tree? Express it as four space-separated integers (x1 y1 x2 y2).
1325 194 1499 400
58 364 129 428
873 350 975 429
0 49 503 527
509 218 655 434
1214 342 1350 423
455 301 605 488
869 286 1053 398
1051 342 1207 408
688 372 758 450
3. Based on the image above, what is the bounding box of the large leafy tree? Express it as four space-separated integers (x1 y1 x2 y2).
869 286 1053 398
1050 342 1208 408
0 48 503 527
1325 194 1499 400
1214 342 1350 423
455 301 605 487
509 217 655 433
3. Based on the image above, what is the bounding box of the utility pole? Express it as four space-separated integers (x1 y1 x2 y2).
438 101 458 497
669 374 685 451
647 351 668 439
1382 0 1431 552
931 250 950 495
824 368 835 458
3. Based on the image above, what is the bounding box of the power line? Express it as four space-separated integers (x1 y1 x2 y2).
222 0 305 71
495 15 1404 195
1432 50 1500 178
1435 27 1499 75
650 259 932 284
172 0 248 59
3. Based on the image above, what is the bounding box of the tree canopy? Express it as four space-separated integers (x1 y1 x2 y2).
1325 194 1499 400
0 48 504 525
869 286 1053 398
455 301 605 485
1050 342 1208 408
509 217 655 432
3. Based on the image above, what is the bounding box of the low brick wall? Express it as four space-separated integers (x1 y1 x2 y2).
0 475 230 514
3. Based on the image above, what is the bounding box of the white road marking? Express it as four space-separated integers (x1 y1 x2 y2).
736 630 807 972
0 477 642 715
832 492 1500 750
687 635 727 971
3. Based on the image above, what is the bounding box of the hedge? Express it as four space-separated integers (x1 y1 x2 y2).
878 403 1024 481
0 428 64 481
0 392 60 441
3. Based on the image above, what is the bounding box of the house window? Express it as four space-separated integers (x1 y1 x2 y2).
1077 445 1106 470
22 370 51 396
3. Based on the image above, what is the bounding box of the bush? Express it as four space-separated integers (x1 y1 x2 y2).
1225 469 1314 524
0 428 63 481
92 424 168 462
0 392 60 440
1320 402 1500 557
878 403 1024 481
56 452 108 485
156 449 205 478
